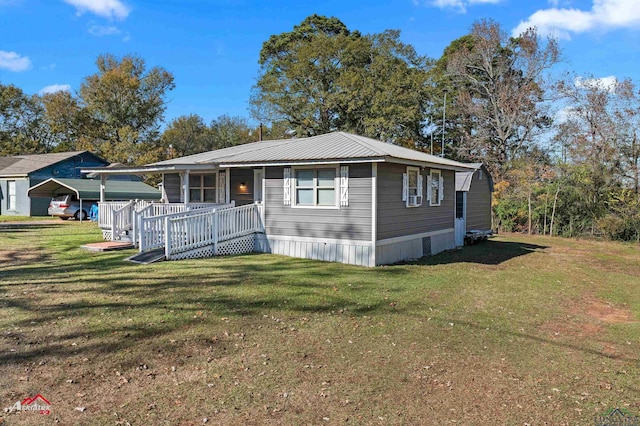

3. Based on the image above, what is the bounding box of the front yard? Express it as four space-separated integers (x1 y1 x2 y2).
1 221 638 425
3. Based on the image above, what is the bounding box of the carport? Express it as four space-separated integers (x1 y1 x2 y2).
27 178 161 221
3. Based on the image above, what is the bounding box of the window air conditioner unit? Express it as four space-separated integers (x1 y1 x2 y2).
409 195 419 205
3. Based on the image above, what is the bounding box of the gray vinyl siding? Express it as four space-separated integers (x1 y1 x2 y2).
229 168 254 206
163 173 181 202
264 163 372 241
0 178 31 216
466 170 492 231
377 163 455 241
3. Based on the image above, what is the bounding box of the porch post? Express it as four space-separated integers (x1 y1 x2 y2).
182 170 190 204
100 174 106 203
225 167 230 204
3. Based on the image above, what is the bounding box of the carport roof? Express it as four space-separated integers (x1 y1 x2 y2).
27 178 161 200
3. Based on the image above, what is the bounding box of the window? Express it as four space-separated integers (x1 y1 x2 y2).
189 173 217 202
456 191 464 219
7 180 16 211
402 167 423 207
294 168 336 207
429 170 443 206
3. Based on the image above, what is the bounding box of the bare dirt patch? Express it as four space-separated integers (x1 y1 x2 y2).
573 295 637 325
0 250 49 268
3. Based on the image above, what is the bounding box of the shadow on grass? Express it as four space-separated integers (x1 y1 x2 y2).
408 239 548 266
0 249 414 364
435 316 640 364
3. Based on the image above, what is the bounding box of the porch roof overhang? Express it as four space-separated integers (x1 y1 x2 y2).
82 156 475 176
80 163 219 176
27 178 161 200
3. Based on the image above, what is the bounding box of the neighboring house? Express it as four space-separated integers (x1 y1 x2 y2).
0 151 108 216
455 163 494 246
86 132 481 266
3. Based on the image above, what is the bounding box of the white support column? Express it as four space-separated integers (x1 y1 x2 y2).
100 175 106 203
182 170 190 204
225 167 231 204
371 163 377 267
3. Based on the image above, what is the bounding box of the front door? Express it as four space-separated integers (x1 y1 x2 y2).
455 191 466 246
254 169 264 202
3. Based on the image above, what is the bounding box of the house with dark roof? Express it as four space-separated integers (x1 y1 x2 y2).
86 132 485 266
0 151 108 216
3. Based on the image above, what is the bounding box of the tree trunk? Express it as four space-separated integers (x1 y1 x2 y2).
543 186 549 236
528 191 532 235
550 183 560 237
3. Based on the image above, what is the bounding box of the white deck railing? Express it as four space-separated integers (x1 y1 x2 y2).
138 203 235 252
99 201 130 230
111 201 135 241
164 203 264 259
98 201 232 242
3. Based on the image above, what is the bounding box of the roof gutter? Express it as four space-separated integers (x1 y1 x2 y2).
80 163 218 175
384 157 477 172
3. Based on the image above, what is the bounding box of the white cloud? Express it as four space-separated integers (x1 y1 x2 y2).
575 75 618 92
39 84 71 95
88 24 121 36
0 50 31 72
415 0 503 13
513 0 640 39
63 0 130 20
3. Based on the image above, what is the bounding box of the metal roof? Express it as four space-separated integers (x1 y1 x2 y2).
27 178 161 200
83 132 478 175
455 163 494 192
0 151 104 177
153 132 475 170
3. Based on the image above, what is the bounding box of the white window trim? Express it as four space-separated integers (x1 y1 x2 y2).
404 166 423 208
189 172 218 203
291 165 340 209
7 180 16 211
429 169 443 207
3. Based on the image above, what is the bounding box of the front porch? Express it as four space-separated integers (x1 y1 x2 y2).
98 200 265 262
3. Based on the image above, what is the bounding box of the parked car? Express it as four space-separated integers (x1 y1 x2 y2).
48 194 96 220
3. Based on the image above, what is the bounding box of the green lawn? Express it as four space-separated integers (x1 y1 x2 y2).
1 222 638 425
0 215 59 223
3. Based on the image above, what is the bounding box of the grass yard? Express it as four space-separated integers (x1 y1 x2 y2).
0 222 638 425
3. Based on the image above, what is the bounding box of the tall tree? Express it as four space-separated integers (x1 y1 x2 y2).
436 19 560 175
0 83 52 155
251 14 431 144
77 54 175 164
161 114 211 158
251 14 359 137
209 115 256 148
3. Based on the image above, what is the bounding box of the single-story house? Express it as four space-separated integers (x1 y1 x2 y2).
455 163 494 245
0 151 108 216
85 132 483 266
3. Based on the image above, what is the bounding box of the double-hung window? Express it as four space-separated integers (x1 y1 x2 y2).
189 173 217 202
7 180 16 211
295 168 336 207
429 170 442 206
403 167 423 207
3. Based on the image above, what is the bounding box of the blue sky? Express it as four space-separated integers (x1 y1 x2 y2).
1 0 639 127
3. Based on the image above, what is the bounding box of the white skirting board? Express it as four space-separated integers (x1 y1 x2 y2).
375 230 455 265
255 230 455 267
255 235 374 267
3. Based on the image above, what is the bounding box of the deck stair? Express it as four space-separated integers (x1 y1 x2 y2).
125 248 165 264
